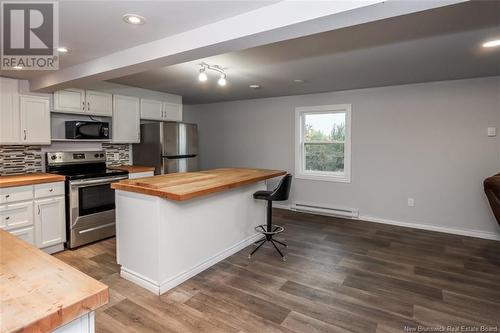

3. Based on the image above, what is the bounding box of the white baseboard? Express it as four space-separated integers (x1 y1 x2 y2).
359 215 500 241
273 204 500 241
43 243 65 255
120 233 262 295
120 267 161 295
159 232 262 294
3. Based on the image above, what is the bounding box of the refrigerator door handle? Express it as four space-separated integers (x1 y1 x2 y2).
162 154 197 159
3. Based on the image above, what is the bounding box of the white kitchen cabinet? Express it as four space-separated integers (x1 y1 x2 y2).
34 196 65 249
53 89 112 116
140 98 182 121
162 102 182 121
0 201 34 230
128 171 154 179
140 99 163 120
86 90 113 116
10 226 35 245
20 95 51 144
53 88 86 113
113 95 140 143
0 77 20 144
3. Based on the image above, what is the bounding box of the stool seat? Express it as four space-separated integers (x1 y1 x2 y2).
249 174 292 261
253 190 273 200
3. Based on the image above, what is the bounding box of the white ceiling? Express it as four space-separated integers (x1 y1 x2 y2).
109 1 500 104
0 0 278 79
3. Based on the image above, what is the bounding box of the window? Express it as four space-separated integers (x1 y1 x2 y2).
295 104 351 182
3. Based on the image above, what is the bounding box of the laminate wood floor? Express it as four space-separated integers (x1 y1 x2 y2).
54 209 500 333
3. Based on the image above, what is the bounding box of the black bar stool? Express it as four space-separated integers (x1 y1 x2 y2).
249 174 292 261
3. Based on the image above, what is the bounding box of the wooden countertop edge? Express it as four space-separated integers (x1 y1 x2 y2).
0 174 66 188
1 231 109 333
112 170 287 201
14 288 109 333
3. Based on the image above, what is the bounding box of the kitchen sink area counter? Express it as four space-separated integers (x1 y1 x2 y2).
113 168 286 295
0 172 66 188
0 230 108 333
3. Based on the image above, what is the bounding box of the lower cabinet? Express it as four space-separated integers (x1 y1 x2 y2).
10 226 35 245
34 196 66 249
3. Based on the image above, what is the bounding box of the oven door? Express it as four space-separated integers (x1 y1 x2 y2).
68 175 127 248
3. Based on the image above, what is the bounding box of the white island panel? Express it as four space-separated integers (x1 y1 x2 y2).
115 181 266 295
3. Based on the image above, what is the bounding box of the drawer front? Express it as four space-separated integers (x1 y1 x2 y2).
0 185 33 204
0 201 34 230
34 182 65 198
128 171 154 179
10 226 35 245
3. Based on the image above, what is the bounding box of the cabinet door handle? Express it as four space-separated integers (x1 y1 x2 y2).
49 188 53 192
87 101 90 111
5 216 10 220
82 101 85 110
5 194 10 198
23 129 27 140
37 206 40 215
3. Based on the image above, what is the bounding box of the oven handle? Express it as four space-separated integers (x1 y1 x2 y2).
70 176 128 188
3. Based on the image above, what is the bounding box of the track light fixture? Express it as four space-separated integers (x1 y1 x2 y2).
197 63 228 86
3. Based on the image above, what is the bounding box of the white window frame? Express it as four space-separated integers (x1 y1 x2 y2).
295 104 351 183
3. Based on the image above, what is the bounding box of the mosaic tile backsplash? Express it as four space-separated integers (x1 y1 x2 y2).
102 143 131 167
0 144 131 175
0 145 43 175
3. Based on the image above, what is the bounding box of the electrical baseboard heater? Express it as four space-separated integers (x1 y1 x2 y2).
290 202 359 219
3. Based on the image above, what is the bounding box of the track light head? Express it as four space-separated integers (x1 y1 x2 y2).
217 74 227 86
198 68 208 82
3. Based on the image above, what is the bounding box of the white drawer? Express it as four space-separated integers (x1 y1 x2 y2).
34 182 65 198
0 201 34 230
128 171 154 179
10 226 35 245
0 185 33 204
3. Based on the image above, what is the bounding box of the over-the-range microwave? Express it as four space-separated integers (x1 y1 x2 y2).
65 121 110 139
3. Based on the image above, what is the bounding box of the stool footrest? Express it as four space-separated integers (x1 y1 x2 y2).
255 224 284 235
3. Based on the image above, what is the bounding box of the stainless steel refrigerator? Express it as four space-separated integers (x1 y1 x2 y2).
133 122 198 174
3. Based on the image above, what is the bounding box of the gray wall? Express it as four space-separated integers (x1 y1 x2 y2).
185 77 500 238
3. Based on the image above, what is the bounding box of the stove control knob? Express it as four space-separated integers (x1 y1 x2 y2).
100 153 104 158
94 153 99 158
51 155 57 160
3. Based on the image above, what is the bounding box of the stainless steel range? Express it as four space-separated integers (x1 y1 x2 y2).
46 151 128 248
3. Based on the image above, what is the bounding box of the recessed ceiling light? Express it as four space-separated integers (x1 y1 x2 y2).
56 46 68 53
123 14 146 25
13 65 23 70
293 79 304 83
249 84 260 89
482 39 500 48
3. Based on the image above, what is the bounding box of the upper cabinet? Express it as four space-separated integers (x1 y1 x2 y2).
0 78 50 145
20 95 51 144
140 99 182 121
54 89 112 116
113 95 140 143
0 77 20 144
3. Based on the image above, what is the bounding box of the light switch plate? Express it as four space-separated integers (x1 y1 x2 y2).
488 127 497 137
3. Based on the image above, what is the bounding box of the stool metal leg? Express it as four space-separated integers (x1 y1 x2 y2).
273 239 287 248
249 239 266 258
271 240 286 260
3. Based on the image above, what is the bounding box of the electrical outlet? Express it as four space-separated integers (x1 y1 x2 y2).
487 127 497 137
407 198 415 207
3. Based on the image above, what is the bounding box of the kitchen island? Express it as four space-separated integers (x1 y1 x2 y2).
111 168 286 295
0 230 108 333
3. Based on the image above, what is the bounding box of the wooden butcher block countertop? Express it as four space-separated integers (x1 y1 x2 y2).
109 165 155 173
111 168 287 201
0 230 109 333
0 172 66 188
